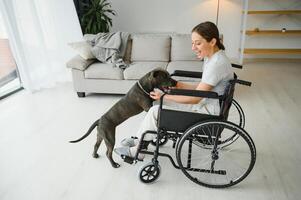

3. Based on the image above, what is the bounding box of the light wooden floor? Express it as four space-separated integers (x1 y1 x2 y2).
0 61 300 200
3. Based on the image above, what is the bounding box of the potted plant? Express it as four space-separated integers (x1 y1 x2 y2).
79 0 116 34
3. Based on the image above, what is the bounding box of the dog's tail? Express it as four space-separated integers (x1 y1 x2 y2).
69 119 99 143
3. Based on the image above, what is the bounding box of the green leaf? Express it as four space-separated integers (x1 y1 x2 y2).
79 0 116 33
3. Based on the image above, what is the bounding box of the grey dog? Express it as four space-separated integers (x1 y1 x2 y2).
70 69 177 168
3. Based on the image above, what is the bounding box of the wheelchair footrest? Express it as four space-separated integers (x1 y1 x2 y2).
121 155 134 164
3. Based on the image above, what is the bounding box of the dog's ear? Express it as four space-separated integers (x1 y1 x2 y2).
150 69 161 78
150 70 161 78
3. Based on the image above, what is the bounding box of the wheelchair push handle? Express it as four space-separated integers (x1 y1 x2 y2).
235 79 252 86
231 63 243 69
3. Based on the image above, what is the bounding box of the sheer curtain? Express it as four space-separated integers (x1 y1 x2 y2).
0 0 83 91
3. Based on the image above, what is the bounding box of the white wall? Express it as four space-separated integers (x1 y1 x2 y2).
109 0 301 61
110 0 243 62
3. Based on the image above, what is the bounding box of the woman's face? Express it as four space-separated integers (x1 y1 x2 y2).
191 32 216 59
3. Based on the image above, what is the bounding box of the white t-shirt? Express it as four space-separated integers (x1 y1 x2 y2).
160 50 233 115
193 50 233 115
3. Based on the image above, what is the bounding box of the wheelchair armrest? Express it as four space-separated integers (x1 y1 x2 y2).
171 63 242 79
171 70 203 78
165 88 219 99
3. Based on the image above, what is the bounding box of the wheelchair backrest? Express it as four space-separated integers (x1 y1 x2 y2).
219 76 237 120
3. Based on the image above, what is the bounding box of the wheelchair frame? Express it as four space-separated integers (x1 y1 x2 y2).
121 64 256 188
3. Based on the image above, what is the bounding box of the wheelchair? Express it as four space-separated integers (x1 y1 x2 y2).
121 64 256 188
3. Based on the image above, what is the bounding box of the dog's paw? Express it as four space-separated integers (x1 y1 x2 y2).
112 162 120 168
93 153 99 158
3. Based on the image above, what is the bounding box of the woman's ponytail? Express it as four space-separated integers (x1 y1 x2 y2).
216 39 225 50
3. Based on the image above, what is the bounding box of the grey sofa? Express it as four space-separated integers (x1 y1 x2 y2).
66 33 203 97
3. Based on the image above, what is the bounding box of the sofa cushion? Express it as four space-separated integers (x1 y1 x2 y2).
131 35 171 62
66 55 96 71
167 61 203 82
123 62 168 80
171 34 198 61
84 63 124 79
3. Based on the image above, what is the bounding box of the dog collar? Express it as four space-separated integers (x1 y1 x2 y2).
137 81 150 96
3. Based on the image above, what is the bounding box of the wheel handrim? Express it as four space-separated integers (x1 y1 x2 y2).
228 99 245 128
193 99 246 149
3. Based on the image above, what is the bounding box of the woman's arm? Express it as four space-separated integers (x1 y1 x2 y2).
150 82 213 104
176 81 198 90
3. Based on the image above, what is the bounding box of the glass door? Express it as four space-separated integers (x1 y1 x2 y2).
0 13 22 100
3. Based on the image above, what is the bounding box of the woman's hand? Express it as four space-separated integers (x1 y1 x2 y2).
150 90 163 100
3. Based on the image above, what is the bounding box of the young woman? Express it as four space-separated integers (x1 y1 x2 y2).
114 21 233 159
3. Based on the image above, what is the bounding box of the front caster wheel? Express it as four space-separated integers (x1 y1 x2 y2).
138 162 161 184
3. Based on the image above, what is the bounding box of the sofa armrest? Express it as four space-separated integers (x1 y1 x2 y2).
66 55 95 71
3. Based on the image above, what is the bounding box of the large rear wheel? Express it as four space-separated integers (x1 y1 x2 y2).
176 120 256 188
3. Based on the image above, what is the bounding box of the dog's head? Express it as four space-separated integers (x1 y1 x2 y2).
141 68 177 91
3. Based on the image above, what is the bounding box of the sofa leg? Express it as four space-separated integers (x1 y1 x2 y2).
77 92 85 98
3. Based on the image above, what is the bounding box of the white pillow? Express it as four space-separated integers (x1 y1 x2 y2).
68 41 95 60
